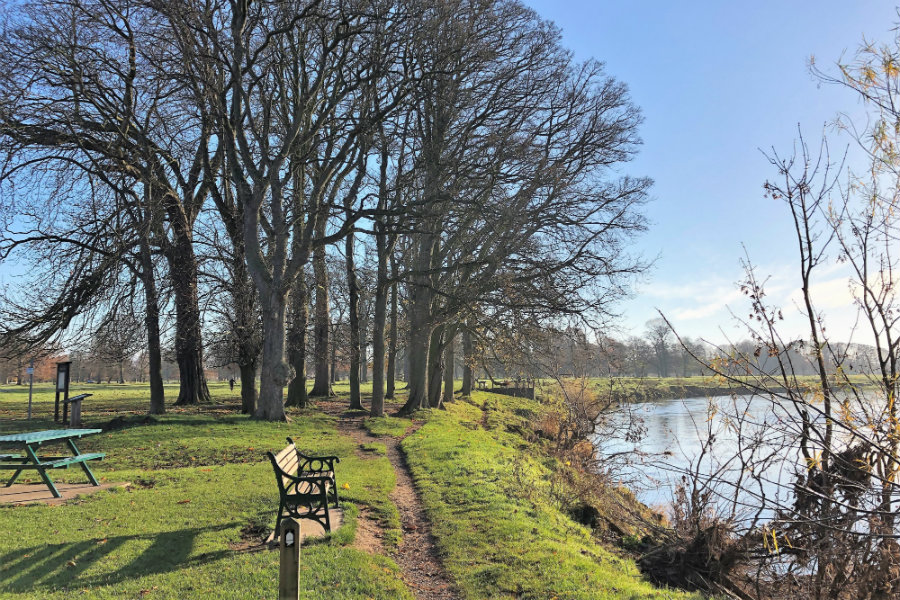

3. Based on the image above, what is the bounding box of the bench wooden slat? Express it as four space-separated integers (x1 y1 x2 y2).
44 453 105 468
279 454 299 472
275 446 299 489
274 445 293 464
0 454 22 460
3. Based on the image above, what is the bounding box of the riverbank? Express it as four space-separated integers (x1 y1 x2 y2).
577 375 872 403
0 382 699 599
397 391 699 599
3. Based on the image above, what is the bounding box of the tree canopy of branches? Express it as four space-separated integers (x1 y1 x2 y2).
0 0 215 410
0 0 653 423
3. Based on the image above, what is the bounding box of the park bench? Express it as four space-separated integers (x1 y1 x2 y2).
267 437 340 536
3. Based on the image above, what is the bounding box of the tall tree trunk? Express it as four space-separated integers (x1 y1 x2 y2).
398 235 435 415
254 291 288 421
239 362 256 412
400 318 430 415
207 170 260 414
238 362 258 414
330 335 338 384
360 321 368 383
359 291 368 383
286 272 309 408
427 325 444 408
371 223 388 416
168 234 211 405
461 327 474 396
139 236 165 415
232 234 259 414
118 361 124 384
442 333 455 405
310 232 332 396
385 255 398 399
346 229 363 410
238 178 292 421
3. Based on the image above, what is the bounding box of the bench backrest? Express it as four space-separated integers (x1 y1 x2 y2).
274 443 299 474
269 442 300 493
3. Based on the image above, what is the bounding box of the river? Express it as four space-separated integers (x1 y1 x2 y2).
600 394 815 522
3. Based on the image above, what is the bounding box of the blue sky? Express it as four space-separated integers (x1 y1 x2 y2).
1 2 893 347
524 1 897 344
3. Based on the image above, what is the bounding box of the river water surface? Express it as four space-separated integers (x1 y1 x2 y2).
600 395 802 519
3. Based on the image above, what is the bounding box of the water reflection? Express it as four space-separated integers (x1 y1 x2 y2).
600 395 797 519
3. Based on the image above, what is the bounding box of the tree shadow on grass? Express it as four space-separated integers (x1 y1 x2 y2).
0 522 239 593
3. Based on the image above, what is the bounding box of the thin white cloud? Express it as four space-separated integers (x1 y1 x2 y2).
670 289 745 321
786 276 858 311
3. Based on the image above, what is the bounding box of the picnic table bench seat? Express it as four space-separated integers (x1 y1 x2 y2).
0 429 105 498
0 452 105 468
43 452 106 469
267 437 340 536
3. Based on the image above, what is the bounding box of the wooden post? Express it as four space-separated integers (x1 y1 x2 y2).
69 399 82 428
279 517 301 600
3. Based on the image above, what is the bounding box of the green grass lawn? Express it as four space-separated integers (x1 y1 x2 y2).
0 382 411 600
0 379 709 599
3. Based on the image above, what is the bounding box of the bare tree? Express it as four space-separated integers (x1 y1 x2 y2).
92 311 144 384
395 0 649 414
661 130 900 598
171 0 415 420
0 0 214 405
645 318 673 378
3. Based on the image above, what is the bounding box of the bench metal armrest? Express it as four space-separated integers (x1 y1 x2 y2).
284 472 331 485
298 454 338 473
285 437 340 472
283 473 331 497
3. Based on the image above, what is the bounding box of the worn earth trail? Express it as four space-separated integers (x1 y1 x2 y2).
317 399 459 600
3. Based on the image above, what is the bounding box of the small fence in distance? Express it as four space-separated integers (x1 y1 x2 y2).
476 378 535 400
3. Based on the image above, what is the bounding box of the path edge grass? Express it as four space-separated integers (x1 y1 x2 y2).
395 392 703 600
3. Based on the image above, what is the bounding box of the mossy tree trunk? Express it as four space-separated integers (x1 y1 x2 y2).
285 272 309 408
346 227 363 410
310 239 332 397
461 328 474 396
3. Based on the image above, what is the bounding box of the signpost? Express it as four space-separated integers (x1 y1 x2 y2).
279 518 301 600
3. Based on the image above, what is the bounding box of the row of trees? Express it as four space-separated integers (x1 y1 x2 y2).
513 324 880 381
0 0 650 420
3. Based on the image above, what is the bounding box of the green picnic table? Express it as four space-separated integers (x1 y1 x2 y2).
0 429 105 498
